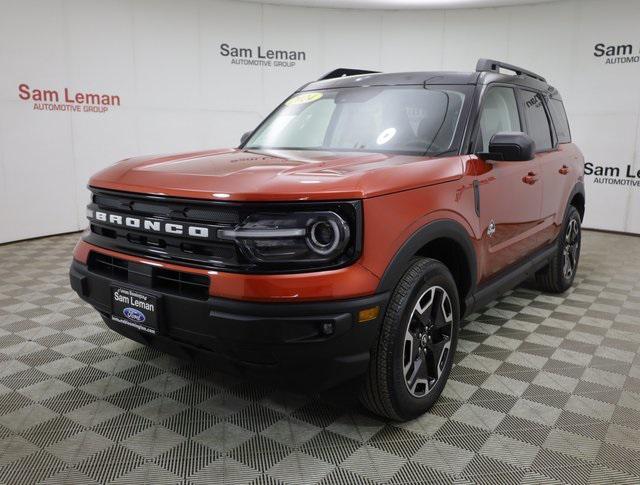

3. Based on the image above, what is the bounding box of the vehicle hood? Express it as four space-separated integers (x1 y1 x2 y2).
89 148 465 201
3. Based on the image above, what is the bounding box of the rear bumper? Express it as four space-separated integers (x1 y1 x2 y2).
70 260 388 388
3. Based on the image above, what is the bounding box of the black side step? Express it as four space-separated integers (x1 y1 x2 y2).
465 242 556 315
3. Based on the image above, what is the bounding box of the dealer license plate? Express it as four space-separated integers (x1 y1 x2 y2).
111 286 159 334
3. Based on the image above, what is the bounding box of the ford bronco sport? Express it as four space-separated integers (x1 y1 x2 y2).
70 59 585 420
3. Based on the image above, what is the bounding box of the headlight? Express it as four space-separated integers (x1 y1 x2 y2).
308 218 347 255
217 207 359 269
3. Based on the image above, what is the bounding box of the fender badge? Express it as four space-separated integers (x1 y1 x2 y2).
487 220 496 238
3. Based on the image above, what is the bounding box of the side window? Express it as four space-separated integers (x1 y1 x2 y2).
548 98 571 143
476 87 520 152
521 90 553 151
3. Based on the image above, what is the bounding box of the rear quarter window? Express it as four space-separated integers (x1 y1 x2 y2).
548 98 571 143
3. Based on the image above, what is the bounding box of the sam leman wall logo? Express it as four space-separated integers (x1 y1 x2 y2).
219 43 307 68
593 42 640 65
17 83 121 113
585 162 640 188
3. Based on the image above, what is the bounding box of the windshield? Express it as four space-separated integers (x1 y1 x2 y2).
245 85 469 156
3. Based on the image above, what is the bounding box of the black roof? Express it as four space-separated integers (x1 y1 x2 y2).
303 59 558 96
306 71 481 89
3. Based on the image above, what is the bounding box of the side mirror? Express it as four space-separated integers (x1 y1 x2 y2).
240 131 252 146
479 131 535 161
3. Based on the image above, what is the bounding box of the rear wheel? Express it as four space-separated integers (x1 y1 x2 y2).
360 258 460 421
535 205 581 293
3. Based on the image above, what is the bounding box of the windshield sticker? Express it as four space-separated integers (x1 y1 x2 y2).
285 92 323 106
376 127 397 145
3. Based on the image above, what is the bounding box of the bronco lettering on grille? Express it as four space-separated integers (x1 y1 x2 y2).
91 210 210 239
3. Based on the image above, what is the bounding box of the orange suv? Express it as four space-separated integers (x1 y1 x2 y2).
70 59 585 420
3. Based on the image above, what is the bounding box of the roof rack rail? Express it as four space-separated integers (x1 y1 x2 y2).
476 58 546 83
318 68 380 81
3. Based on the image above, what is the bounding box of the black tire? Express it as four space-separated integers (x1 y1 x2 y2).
535 205 581 293
359 257 460 421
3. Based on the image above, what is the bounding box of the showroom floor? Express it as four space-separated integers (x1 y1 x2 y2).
0 231 639 485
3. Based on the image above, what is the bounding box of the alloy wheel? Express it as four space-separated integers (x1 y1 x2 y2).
402 285 453 398
562 218 580 279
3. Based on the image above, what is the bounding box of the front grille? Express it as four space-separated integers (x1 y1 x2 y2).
88 252 210 300
88 251 128 281
93 192 240 224
84 187 362 274
86 188 242 269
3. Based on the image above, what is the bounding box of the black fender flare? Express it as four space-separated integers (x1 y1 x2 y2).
565 181 586 220
376 219 478 302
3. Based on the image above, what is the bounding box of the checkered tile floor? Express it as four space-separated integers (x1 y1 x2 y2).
1 231 640 484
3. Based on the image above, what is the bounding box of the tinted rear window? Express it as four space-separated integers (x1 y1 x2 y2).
548 98 571 143
521 90 553 151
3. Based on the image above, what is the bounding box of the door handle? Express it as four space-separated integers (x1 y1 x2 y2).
522 172 538 185
559 165 569 175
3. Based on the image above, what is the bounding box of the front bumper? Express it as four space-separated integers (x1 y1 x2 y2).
70 260 388 389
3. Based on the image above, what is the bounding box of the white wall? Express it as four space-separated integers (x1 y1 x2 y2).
1 0 639 243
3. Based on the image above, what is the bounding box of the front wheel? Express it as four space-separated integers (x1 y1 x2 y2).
359 258 460 421
535 205 581 293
